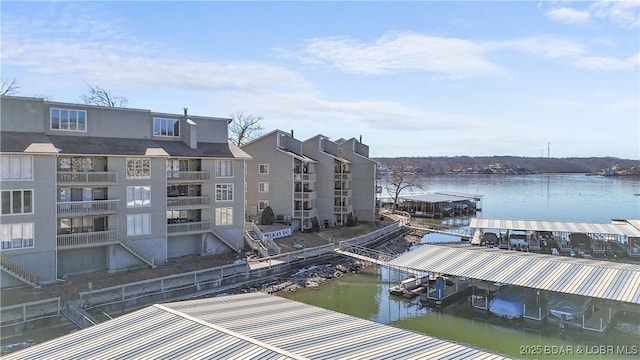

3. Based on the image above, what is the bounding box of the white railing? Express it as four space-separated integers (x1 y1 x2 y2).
167 196 211 208
0 255 38 287
334 173 352 181
167 221 210 235
333 205 353 213
57 230 119 249
56 200 119 216
294 209 318 218
57 172 117 184
294 173 316 182
334 189 352 197
294 191 316 200
166 171 210 182
0 297 61 326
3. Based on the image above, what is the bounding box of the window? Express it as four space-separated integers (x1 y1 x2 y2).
126 158 150 179
1 190 33 215
58 216 107 234
126 186 151 207
51 108 87 131
215 207 233 226
215 160 233 177
258 182 269 193
259 164 269 174
1 223 34 250
58 157 94 172
153 118 180 137
215 184 233 201
258 200 269 211
127 213 150 236
1 155 33 180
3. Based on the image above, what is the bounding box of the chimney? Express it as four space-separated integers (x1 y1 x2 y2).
359 135 362 143
290 129 294 138
183 108 188 120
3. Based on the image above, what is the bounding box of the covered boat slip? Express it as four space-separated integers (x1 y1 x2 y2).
381 192 483 218
469 218 640 256
387 244 640 332
6 292 508 360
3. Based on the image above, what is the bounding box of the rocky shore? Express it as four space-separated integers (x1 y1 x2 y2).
237 229 422 295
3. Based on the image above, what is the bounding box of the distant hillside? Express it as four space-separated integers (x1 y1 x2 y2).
373 156 640 175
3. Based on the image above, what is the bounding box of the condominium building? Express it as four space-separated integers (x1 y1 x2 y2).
243 131 377 230
0 96 250 288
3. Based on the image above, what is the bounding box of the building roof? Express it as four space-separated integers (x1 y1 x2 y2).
387 244 640 304
470 218 640 237
6 293 506 359
0 131 249 159
398 191 482 204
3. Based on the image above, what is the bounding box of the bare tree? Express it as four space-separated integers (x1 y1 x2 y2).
228 111 264 146
80 84 128 107
384 162 425 213
1 77 20 95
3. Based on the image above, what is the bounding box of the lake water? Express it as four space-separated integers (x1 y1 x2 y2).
394 173 640 223
281 174 640 359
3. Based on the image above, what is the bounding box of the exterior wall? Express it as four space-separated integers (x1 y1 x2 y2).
0 153 58 284
340 139 377 222
0 96 47 132
302 136 335 227
189 116 229 144
58 247 107 275
243 132 295 224
167 234 200 258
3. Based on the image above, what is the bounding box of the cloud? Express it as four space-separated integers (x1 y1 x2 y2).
292 32 507 78
545 7 591 24
545 1 640 28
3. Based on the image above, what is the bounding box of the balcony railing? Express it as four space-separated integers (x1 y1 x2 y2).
166 171 210 182
167 196 211 209
57 172 117 185
167 221 210 236
294 173 316 182
57 200 119 217
334 189 352 197
294 191 317 201
334 205 353 213
57 230 119 249
294 208 317 219
334 173 352 181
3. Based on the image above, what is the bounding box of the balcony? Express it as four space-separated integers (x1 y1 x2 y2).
334 205 353 214
57 200 119 217
167 221 210 236
167 196 212 209
334 172 352 181
57 172 117 185
294 208 317 219
167 171 210 183
334 189 352 197
294 191 317 201
57 230 119 249
294 173 316 182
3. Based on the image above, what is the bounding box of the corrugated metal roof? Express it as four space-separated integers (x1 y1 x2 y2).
6 293 507 359
399 191 481 203
470 218 640 237
387 244 640 304
3 304 298 360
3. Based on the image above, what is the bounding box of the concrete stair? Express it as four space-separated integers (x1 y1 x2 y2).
0 255 39 288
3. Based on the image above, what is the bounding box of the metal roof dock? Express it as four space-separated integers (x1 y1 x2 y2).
470 218 640 238
387 244 640 305
5 292 508 359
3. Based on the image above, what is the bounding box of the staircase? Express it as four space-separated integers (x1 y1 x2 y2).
0 255 39 288
117 238 156 268
209 226 241 253
62 303 97 329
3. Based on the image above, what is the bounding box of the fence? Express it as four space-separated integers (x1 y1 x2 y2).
0 297 61 327
78 222 402 309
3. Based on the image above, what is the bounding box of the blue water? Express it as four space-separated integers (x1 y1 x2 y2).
392 174 640 222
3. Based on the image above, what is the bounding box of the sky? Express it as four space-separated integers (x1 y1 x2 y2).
2 1 639 159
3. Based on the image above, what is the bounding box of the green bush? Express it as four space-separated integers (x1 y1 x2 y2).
260 206 275 225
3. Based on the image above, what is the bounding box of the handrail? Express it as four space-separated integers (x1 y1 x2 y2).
57 171 117 184
0 255 38 287
166 171 210 181
57 230 119 248
118 237 155 268
57 200 119 216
